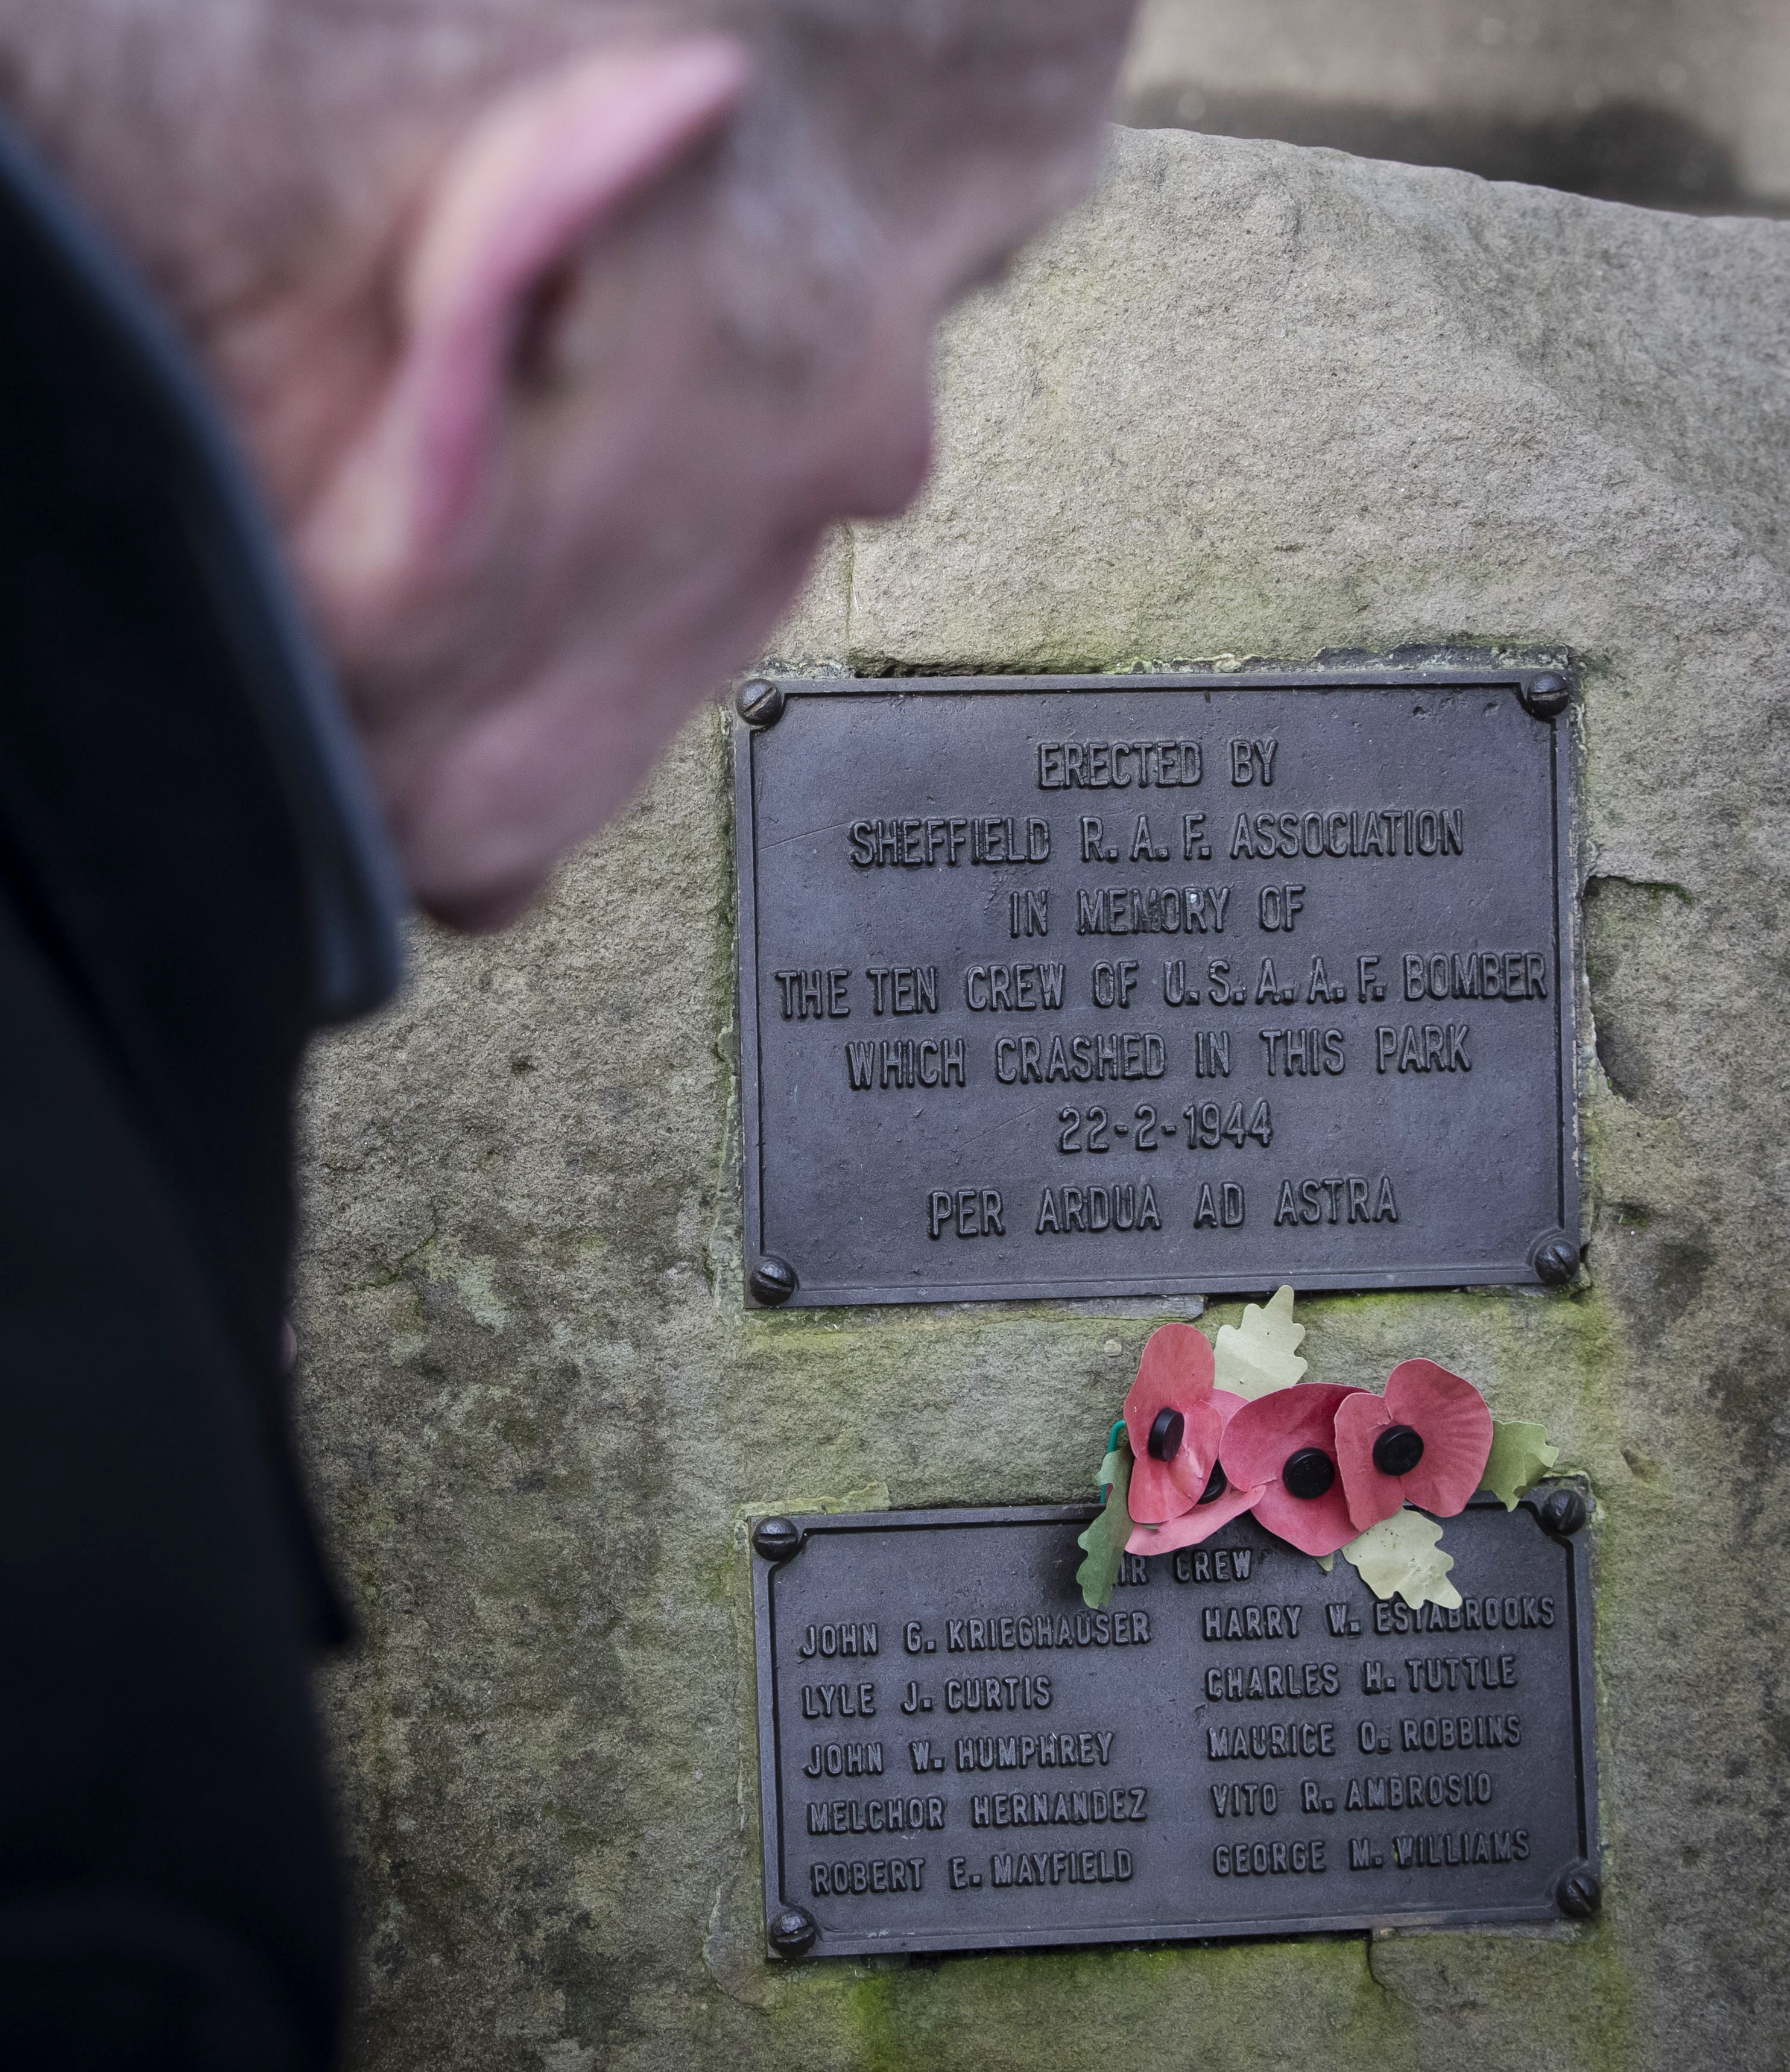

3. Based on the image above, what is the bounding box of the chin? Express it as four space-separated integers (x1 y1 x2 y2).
415 869 551 934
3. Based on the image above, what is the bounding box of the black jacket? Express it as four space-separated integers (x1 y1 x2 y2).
0 120 402 2068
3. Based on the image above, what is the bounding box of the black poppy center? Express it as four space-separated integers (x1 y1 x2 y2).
1198 1460 1228 1505
1372 1423 1426 1477
1147 1408 1184 1462
1282 1446 1336 1500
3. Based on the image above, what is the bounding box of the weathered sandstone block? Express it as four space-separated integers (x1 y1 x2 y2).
298 129 1790 2070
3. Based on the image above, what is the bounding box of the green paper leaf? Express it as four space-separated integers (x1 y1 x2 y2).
1315 1554 1335 1574
1215 1284 1308 1399
1479 1419 1560 1510
1077 1444 1133 1611
1342 1510 1463 1609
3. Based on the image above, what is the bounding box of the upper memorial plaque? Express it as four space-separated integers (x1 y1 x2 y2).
734 673 1577 1307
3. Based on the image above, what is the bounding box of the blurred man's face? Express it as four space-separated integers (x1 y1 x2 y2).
312 30 1132 928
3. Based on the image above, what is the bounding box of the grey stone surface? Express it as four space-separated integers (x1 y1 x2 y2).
297 128 1790 2070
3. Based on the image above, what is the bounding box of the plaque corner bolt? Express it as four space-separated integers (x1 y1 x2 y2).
1557 1865 1601 1919
752 1516 803 1563
1519 670 1574 720
767 1904 817 1958
748 1256 799 1307
735 677 786 728
1536 1483 1589 1539
1532 1237 1581 1287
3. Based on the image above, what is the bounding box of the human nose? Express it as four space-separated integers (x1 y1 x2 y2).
827 335 934 521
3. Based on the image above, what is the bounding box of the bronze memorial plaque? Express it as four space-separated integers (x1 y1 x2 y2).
733 672 1578 1307
751 1498 1598 1957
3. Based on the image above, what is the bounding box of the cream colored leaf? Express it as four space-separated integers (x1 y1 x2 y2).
1341 1510 1463 1609
1214 1284 1308 1398
1479 1419 1560 1510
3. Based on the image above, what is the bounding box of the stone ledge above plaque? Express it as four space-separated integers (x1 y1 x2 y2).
750 1497 1598 1959
733 672 1579 1307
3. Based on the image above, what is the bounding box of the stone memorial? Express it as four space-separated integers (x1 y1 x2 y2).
296 126 1790 2070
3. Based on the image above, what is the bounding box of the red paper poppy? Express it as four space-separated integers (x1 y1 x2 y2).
1121 1324 1221 1525
1219 1383 1363 1557
1334 1358 1494 1531
1127 1389 1262 1553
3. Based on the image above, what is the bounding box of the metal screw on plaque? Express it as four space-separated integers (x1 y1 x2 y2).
749 1255 799 1307
768 1905 817 1957
1537 1484 1589 1538
1533 1237 1581 1287
752 1516 803 1563
1519 670 1573 719
735 677 786 727
1557 1866 1601 1919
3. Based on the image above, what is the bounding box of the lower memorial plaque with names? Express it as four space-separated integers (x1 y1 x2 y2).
752 1498 1597 1956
